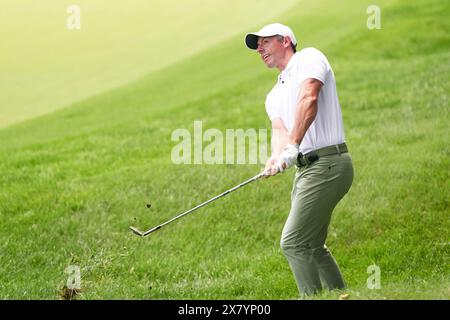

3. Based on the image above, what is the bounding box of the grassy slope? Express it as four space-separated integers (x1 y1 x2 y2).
0 0 449 299
0 0 298 128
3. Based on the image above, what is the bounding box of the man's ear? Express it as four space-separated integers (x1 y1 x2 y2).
284 36 292 48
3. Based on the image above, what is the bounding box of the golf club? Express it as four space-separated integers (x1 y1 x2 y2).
129 172 265 237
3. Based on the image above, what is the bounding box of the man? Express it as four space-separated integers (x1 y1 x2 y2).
245 23 353 296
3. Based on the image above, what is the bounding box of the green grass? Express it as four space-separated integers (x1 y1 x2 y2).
0 0 298 128
0 0 449 299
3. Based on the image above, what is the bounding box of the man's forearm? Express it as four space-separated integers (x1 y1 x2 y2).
271 127 290 157
290 96 318 145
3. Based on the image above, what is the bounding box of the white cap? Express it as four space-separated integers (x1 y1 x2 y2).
245 23 297 50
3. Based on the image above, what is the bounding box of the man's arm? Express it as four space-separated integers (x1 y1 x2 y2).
264 78 323 175
263 118 290 176
271 118 290 157
290 78 322 145
274 78 323 172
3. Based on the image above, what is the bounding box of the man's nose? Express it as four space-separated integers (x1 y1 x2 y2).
256 43 263 53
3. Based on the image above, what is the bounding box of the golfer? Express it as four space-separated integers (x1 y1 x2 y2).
245 23 353 296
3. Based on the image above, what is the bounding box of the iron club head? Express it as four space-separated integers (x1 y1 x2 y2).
129 226 144 236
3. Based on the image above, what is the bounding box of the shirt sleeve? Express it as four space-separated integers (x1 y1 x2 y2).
297 49 329 85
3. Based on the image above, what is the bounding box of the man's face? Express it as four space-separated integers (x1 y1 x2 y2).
256 36 285 68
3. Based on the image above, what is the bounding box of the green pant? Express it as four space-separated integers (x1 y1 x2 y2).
280 152 353 296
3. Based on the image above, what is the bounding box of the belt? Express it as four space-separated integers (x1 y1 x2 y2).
297 143 348 168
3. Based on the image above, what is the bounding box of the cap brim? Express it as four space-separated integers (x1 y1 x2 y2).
245 33 259 50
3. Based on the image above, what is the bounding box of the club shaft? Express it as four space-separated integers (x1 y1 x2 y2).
141 173 264 236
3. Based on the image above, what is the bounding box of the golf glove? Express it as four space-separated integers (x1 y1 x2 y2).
277 143 299 171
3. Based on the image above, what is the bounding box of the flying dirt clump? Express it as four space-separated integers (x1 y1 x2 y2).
59 285 81 300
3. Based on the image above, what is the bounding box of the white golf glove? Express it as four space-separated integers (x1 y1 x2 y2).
275 143 299 172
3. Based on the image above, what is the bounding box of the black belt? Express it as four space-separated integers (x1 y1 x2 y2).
297 143 348 168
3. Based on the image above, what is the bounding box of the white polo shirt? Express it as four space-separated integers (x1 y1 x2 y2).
265 47 345 154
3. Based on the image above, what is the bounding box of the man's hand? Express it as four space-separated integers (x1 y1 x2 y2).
262 156 279 177
277 143 299 171
262 143 299 177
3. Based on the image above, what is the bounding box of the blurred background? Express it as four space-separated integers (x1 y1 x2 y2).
0 0 448 299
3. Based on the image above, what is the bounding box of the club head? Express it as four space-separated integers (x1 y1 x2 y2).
129 226 144 237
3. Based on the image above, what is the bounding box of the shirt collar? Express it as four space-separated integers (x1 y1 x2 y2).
279 52 298 81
